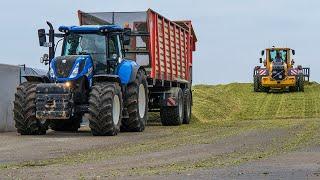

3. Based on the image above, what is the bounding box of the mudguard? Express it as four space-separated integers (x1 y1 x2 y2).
23 75 50 83
116 59 141 85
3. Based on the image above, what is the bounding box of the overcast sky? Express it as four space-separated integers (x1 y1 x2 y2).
0 0 319 84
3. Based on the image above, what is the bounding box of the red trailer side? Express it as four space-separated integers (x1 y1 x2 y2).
147 10 197 82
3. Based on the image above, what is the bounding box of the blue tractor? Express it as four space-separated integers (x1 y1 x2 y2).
13 22 148 136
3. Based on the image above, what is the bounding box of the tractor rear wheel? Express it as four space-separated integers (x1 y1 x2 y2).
13 82 48 135
88 82 122 136
121 70 148 132
50 115 82 132
160 87 184 126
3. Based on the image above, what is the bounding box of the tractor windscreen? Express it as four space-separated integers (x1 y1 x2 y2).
63 33 119 67
63 34 107 64
269 50 288 63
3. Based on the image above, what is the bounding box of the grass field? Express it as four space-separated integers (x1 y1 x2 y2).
1 83 320 178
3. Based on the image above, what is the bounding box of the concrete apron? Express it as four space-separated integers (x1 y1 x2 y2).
0 64 20 132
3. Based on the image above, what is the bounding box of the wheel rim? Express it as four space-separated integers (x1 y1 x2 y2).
186 94 191 118
179 95 183 119
113 95 120 125
138 84 146 119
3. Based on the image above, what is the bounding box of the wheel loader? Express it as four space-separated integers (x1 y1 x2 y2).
253 47 308 92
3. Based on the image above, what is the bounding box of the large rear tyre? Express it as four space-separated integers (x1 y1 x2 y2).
183 89 192 124
50 115 82 132
160 87 184 126
121 70 148 132
13 82 48 135
88 82 122 136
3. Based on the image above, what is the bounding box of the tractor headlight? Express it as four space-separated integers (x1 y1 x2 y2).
69 62 80 78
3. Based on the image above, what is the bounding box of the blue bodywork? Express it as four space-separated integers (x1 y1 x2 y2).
59 25 123 33
48 25 140 87
116 59 140 84
50 56 140 86
50 55 94 87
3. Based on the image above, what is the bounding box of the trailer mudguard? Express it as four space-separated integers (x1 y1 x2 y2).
117 59 140 85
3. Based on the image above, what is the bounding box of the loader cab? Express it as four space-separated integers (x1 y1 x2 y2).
261 48 295 69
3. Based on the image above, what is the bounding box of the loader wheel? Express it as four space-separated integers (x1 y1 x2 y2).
258 78 269 93
260 86 270 93
13 82 48 135
88 82 122 136
293 75 304 92
253 76 260 92
183 89 192 124
160 87 184 126
121 70 148 132
298 75 304 92
289 86 296 92
50 115 82 132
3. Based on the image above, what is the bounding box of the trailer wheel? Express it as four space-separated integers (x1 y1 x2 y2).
160 87 184 126
121 70 148 132
253 76 260 92
50 115 82 132
183 89 192 124
13 82 48 135
88 82 122 136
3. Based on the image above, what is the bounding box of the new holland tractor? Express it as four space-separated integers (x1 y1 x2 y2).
13 22 148 136
253 47 308 92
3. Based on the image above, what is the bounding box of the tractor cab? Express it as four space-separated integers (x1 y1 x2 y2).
39 25 131 87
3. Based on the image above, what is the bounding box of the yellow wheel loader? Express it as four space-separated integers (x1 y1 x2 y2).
253 47 309 92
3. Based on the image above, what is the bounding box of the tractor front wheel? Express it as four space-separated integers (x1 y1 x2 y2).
13 82 48 135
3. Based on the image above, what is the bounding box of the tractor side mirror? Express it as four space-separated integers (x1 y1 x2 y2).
292 49 295 55
261 50 265 56
40 53 49 65
259 58 263 63
123 28 131 45
38 29 46 46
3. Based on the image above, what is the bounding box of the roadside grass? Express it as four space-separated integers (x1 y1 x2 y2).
1 83 320 177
